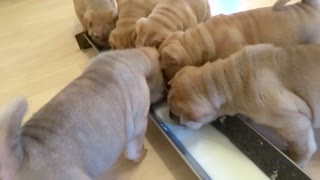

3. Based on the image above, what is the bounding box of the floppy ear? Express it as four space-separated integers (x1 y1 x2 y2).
159 31 184 50
83 10 93 27
153 37 165 48
108 33 117 49
131 31 137 42
0 97 28 179
135 17 148 34
160 46 182 68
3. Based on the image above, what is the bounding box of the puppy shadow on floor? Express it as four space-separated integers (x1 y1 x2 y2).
98 120 197 180
143 120 197 180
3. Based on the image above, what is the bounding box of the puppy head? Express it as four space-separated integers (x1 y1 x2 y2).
134 17 167 48
159 31 190 67
84 9 117 47
159 32 190 79
139 47 165 103
168 67 220 129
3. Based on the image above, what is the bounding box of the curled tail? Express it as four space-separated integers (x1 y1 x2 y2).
273 0 319 11
0 97 28 179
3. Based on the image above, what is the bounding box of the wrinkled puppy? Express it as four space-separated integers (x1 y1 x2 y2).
73 0 118 47
108 0 159 49
134 0 211 48
0 48 164 180
159 0 320 80
168 44 320 167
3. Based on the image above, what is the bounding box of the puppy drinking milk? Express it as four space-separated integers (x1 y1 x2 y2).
108 0 159 49
160 0 320 80
0 48 164 180
168 44 320 167
134 0 211 48
73 0 118 47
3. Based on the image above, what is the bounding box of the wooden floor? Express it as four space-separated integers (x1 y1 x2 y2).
0 0 198 179
0 0 318 179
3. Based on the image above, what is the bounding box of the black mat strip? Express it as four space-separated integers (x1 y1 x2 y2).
75 32 105 52
212 115 311 180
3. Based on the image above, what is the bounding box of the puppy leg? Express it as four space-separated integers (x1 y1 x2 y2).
123 118 147 163
272 112 317 167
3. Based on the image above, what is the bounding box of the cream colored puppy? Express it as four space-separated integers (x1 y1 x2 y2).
0 48 164 180
160 0 320 80
108 0 159 49
134 0 211 48
168 44 320 167
73 0 118 47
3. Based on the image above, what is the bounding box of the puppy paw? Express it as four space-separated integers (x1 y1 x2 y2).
124 143 148 163
132 146 147 163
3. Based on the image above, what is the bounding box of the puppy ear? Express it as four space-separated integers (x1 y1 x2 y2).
83 10 93 28
108 35 116 49
160 31 184 50
160 46 182 68
153 36 165 48
136 17 147 34
131 31 137 42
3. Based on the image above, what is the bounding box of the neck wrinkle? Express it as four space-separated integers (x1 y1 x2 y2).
206 59 236 115
181 23 217 66
215 52 256 116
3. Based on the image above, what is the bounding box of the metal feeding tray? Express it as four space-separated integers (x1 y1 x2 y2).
75 32 312 180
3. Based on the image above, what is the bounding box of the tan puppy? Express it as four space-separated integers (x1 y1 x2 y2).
160 0 320 80
73 0 118 47
0 48 164 180
134 0 211 48
168 44 320 167
108 0 159 49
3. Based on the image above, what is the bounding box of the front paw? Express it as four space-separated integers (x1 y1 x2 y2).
132 146 147 163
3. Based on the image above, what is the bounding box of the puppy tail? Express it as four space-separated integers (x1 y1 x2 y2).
273 0 319 10
0 97 28 179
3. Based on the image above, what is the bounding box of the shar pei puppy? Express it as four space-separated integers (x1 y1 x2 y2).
73 0 118 47
168 44 320 167
134 0 211 48
160 0 320 80
0 48 164 180
108 0 159 49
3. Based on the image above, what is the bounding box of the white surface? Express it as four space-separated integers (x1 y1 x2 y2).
208 0 299 15
155 103 269 180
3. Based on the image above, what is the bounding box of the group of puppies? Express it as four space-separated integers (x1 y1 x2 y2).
0 0 320 179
